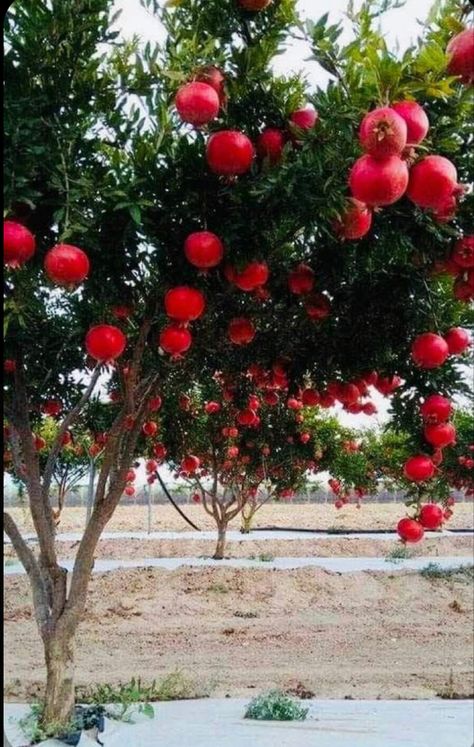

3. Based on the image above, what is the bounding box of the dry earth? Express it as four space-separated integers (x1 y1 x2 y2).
4 566 474 702
6 501 474 534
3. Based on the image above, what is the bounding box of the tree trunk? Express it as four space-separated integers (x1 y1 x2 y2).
240 512 253 534
213 524 227 560
42 631 75 730
85 459 96 527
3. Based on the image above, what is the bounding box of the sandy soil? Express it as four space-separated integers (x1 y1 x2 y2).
4 566 473 702
6 501 474 534
5 534 473 562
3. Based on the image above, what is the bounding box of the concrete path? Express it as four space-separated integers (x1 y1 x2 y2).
4 555 473 576
4 528 472 544
4 699 474 747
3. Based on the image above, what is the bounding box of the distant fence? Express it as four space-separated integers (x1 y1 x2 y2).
3 485 468 508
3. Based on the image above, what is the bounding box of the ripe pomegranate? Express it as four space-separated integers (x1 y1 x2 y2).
228 317 255 345
432 448 443 466
44 244 89 286
233 261 269 291
164 286 205 322
257 127 285 164
454 275 474 303
359 107 407 158
302 388 320 407
192 492 201 503
237 408 257 426
159 324 192 356
419 503 444 530
411 332 449 369
149 395 162 412
205 401 221 414
112 305 133 320
239 0 273 8
126 469 136 482
206 130 254 176
305 293 331 321
288 263 314 294
195 66 226 104
391 101 429 145
264 391 279 406
34 435 47 451
403 455 435 482
124 485 135 497
444 327 471 355
375 375 402 396
184 231 224 269
406 155 458 209
181 455 200 474
451 237 474 269
299 432 311 444
4 359 16 373
397 517 424 543
333 199 372 240
349 155 409 206
227 446 239 458
3 220 36 268
446 28 474 84
175 82 219 126
153 443 167 460
420 394 452 424
289 106 318 131
424 422 456 448
287 397 302 410
319 391 336 408
146 459 158 473
89 443 102 458
228 427 239 438
85 325 126 362
60 431 72 447
142 421 158 437
339 383 360 404
42 400 62 417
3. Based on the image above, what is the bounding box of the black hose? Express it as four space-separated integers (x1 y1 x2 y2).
252 526 473 535
156 471 201 531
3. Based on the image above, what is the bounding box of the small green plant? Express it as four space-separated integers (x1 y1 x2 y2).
384 544 413 563
244 689 309 721
234 610 259 619
420 563 474 581
18 704 104 745
208 583 228 593
248 553 275 562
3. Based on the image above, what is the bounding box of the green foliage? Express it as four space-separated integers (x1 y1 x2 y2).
19 703 105 744
244 689 309 721
420 562 474 580
385 544 414 562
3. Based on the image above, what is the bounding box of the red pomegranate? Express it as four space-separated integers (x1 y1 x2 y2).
228 427 239 438
153 443 167 460
206 130 254 176
42 400 62 417
4 359 16 373
227 446 239 458
374 375 402 396
233 261 269 291
164 286 205 322
444 327 471 355
228 317 256 345
287 397 302 410
149 395 162 412
362 402 377 415
184 231 224 269
420 394 452 423
411 332 449 369
4 220 36 268
44 244 90 286
126 469 136 482
257 127 285 164
85 325 126 362
89 443 102 458
419 503 444 530
403 455 435 482
289 106 318 131
142 421 158 437
319 391 336 408
339 383 360 405
453 276 474 303
302 388 320 407
451 236 474 269
159 324 192 356
333 199 372 240
305 293 331 321
391 101 429 145
264 391 279 406
397 517 424 543
112 305 133 320
424 422 456 448
175 82 219 126
195 66 226 104
205 401 221 414
124 485 135 497
238 0 272 9
446 28 474 84
192 492 201 503
406 155 458 209
237 408 257 426
288 263 314 294
359 107 407 158
181 455 200 474
349 155 409 206
60 431 72 447
34 435 47 451
299 432 311 444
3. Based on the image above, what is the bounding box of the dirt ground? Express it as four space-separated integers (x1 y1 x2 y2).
4 566 474 702
6 500 474 534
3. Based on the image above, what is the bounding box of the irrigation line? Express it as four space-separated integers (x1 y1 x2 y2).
156 471 201 531
251 526 473 535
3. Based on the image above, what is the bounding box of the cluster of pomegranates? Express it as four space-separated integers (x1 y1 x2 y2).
329 478 368 510
411 326 471 369
438 236 474 304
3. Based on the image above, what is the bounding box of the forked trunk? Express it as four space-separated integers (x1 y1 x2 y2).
42 631 75 730
240 512 254 534
213 524 228 560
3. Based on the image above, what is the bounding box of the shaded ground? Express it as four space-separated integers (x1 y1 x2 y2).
4 566 473 701
6 501 474 534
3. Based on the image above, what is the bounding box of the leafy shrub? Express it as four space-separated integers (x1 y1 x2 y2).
244 689 309 721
